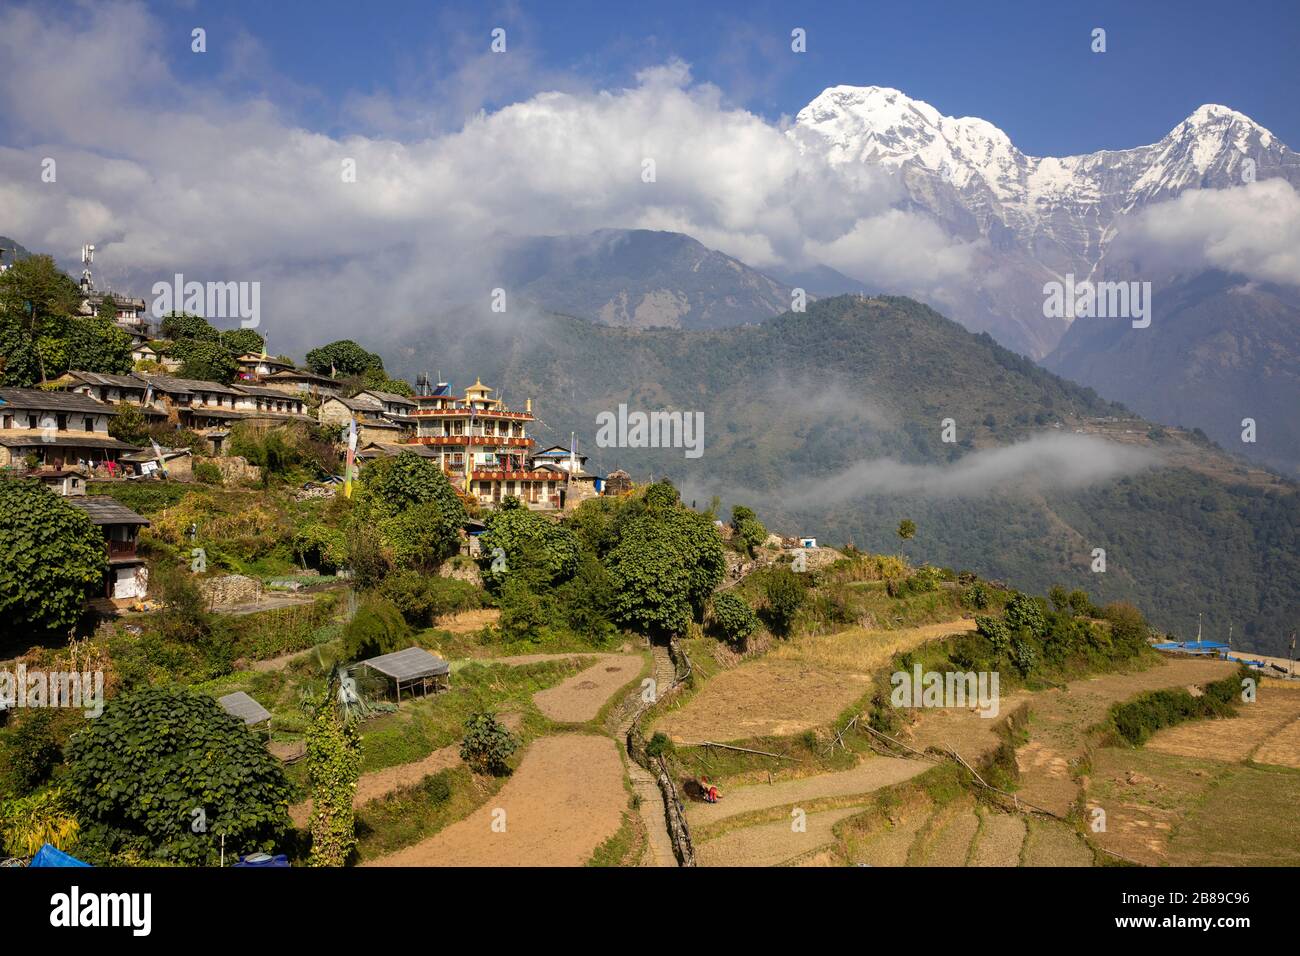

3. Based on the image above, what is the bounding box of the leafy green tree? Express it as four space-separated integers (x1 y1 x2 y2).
0 255 80 382
975 615 1011 655
379 500 466 569
896 518 916 555
1011 636 1037 675
364 451 463 519
176 339 237 383
0 315 41 385
1049 585 1071 613
1005 593 1047 638
107 402 150 444
293 523 347 572
479 497 579 589
305 698 360 867
160 311 219 342
710 592 759 643
219 327 265 356
66 687 292 865
305 339 384 377
0 480 106 642
459 712 519 776
341 598 411 661
730 504 767 556
760 566 805 637
607 503 725 637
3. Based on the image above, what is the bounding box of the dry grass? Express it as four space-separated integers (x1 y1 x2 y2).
768 618 976 673
1148 679 1300 765
655 618 974 743
367 734 626 867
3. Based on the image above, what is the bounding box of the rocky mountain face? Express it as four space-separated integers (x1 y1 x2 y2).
492 228 795 330
790 86 1300 357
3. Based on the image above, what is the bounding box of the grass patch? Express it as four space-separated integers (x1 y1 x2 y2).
353 766 501 860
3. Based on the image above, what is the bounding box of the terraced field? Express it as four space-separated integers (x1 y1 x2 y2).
1084 677 1300 866
654 619 976 743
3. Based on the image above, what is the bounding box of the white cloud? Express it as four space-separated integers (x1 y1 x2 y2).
1114 179 1300 287
0 1 976 350
780 433 1159 506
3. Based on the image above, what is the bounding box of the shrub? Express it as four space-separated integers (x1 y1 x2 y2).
378 571 482 628
3 711 62 795
65 687 291 865
0 480 106 642
760 566 805 637
459 712 518 776
975 615 1010 655
963 581 990 610
0 787 79 858
709 592 759 644
193 460 222 485
1005 593 1047 638
645 732 673 758
342 598 411 661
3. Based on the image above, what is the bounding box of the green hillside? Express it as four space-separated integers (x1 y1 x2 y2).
394 295 1299 656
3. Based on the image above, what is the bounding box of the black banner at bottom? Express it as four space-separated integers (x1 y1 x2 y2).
1 865 1285 943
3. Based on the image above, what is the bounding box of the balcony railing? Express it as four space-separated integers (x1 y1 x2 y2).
407 435 533 447
107 540 137 560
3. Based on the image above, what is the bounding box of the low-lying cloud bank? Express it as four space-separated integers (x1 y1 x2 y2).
1112 179 1300 287
774 433 1160 507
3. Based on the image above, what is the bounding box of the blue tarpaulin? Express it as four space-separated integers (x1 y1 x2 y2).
233 853 290 867
28 844 90 867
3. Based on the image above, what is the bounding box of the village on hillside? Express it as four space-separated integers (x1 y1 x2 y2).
2 247 1296 879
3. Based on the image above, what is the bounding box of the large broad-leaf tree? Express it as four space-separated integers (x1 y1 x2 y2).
359 452 465 568
606 481 725 637
159 311 220 343
478 496 580 590
66 687 293 865
0 480 106 644
0 255 91 385
305 339 384 377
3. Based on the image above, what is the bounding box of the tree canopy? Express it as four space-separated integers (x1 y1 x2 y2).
0 480 106 643
66 686 292 865
305 339 384 377
605 487 725 637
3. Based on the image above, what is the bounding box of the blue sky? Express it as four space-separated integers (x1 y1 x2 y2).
150 0 1299 154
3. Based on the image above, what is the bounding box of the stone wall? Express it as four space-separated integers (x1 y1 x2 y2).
198 573 263 610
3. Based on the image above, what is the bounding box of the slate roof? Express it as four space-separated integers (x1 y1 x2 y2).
0 388 117 414
65 495 150 526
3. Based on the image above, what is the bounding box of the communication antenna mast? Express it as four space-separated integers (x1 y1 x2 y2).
80 243 95 292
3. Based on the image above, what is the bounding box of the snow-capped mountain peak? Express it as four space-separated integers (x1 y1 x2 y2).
790 85 1297 357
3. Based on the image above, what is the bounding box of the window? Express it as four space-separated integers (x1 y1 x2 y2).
84 417 94 432
56 414 68 431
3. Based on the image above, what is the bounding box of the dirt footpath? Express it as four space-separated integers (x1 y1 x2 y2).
533 653 644 722
369 734 626 867
685 756 927 825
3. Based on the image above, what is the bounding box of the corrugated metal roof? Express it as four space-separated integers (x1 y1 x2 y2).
361 646 450 681
218 691 272 725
